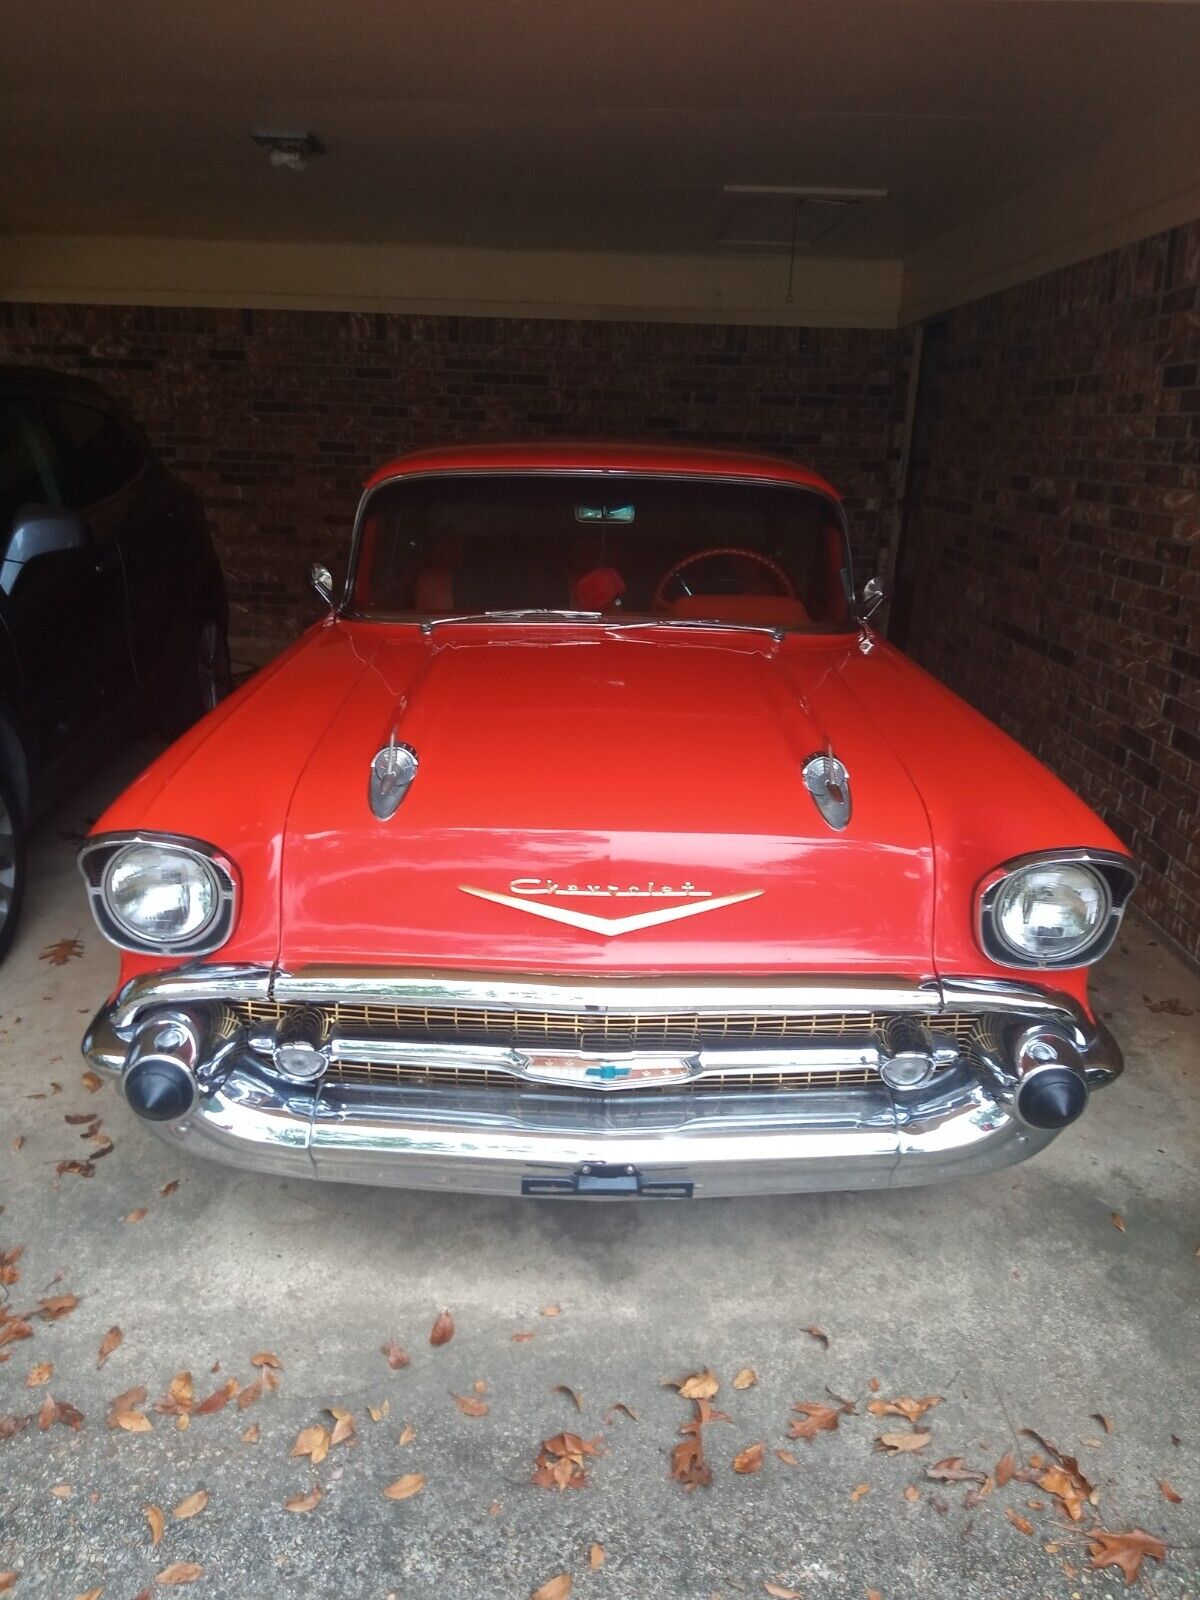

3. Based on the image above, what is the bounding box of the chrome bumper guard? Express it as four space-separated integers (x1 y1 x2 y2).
83 965 1123 1199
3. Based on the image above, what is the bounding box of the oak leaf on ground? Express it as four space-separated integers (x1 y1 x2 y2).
284 1488 323 1513
171 1491 208 1520
788 1402 842 1443
41 937 84 966
145 1505 164 1545
25 1363 52 1387
589 1544 604 1570
733 1442 765 1474
97 1328 122 1368
875 1431 932 1455
530 1576 571 1600
382 1472 426 1501
429 1309 454 1346
381 1339 410 1369
867 1395 941 1424
1087 1528 1166 1583
154 1566 203 1587
669 1368 719 1401
453 1393 489 1417
1159 1480 1182 1504
290 1424 330 1464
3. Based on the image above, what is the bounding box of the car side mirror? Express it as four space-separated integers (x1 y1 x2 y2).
309 563 334 607
1 504 89 595
858 575 886 620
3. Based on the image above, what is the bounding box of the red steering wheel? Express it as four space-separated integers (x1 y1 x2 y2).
653 547 795 613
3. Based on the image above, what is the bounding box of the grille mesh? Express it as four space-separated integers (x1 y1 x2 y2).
325 1060 882 1093
232 999 981 1053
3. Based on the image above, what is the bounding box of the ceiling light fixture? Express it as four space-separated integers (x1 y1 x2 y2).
250 131 326 172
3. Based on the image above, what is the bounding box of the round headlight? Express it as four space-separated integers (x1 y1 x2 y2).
102 844 221 946
992 862 1111 964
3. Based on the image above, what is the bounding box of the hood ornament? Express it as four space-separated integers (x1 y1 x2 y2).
802 751 852 831
369 739 419 820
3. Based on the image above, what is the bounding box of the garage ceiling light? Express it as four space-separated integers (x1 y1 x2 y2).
718 184 887 249
250 131 326 172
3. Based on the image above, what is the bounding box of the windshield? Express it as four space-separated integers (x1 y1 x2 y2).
348 472 854 630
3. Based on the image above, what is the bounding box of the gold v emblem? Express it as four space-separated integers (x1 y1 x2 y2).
458 886 763 938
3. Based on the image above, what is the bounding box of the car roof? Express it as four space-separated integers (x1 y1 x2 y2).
364 442 841 500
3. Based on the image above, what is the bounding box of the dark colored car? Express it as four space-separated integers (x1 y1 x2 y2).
0 366 230 962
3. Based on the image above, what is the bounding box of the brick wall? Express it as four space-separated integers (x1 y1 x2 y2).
903 221 1200 963
0 303 906 641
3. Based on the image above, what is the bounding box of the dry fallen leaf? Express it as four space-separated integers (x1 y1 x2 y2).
512 1331 536 1344
41 937 84 966
850 1482 871 1502
75 1589 103 1600
284 1488 323 1514
1006 1509 1035 1536
195 1378 238 1415
368 1401 390 1422
763 1585 804 1599
589 1544 604 1570
669 1368 720 1401
144 1505 165 1546
50 1484 72 1499
97 1327 122 1368
430 1310 455 1346
157 1372 194 1414
995 1450 1015 1487
397 1423 416 1446
381 1339 410 1369
160 1180 180 1198
775 1449 799 1466
240 1423 260 1444
904 1484 921 1503
603 1402 639 1424
1159 1479 1182 1504
733 1368 758 1390
81 1070 103 1093
171 1491 208 1521
326 1406 356 1446
875 1431 932 1455
1087 1528 1167 1583
530 1574 571 1600
113 1410 154 1433
0 1576 15 1594
867 1395 942 1424
235 1379 263 1411
1091 1412 1113 1435
124 1209 148 1224
553 1384 583 1413
453 1393 490 1417
38 1294 79 1321
733 1442 765 1475
25 1363 53 1387
154 1566 203 1587
802 1324 829 1350
1111 1212 1127 1232
789 1402 843 1443
250 1351 282 1369
290 1424 330 1464
383 1472 426 1501
540 1305 561 1318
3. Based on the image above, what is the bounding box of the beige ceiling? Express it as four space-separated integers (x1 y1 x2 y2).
3 0 1200 260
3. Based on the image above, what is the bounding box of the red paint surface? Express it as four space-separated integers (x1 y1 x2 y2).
94 449 1131 1014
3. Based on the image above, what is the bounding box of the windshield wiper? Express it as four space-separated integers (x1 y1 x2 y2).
601 616 783 638
421 609 602 632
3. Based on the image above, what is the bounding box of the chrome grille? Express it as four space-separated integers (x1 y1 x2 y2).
231 999 982 1052
326 1060 884 1093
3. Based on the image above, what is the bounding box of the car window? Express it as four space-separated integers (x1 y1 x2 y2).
0 400 58 530
42 398 145 510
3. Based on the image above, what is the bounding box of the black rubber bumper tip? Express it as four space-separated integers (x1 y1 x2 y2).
1017 1067 1088 1130
124 1059 195 1122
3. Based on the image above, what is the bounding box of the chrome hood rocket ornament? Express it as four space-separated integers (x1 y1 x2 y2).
802 750 852 831
369 739 419 820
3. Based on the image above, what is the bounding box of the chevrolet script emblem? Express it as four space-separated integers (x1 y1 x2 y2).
458 877 763 937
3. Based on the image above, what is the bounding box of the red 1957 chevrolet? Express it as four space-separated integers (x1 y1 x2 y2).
80 443 1136 1199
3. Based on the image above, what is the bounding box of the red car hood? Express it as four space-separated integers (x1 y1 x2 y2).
279 627 935 975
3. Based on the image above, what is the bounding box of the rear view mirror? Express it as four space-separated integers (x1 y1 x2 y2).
1 504 89 595
859 575 886 619
309 563 334 607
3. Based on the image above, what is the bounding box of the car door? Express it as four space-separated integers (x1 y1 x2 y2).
1 393 136 796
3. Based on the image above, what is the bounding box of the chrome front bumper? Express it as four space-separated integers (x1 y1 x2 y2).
83 966 1123 1199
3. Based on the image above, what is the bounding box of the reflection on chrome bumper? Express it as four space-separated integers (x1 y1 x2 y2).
82 965 1123 1199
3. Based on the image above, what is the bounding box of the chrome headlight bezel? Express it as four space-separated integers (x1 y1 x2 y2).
977 848 1137 969
78 832 239 956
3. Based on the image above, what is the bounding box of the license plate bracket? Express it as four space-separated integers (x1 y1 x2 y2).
522 1162 693 1198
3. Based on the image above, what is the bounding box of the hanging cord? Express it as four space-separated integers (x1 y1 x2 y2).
784 197 801 305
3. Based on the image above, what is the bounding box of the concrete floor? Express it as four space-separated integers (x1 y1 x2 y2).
1 741 1198 1600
